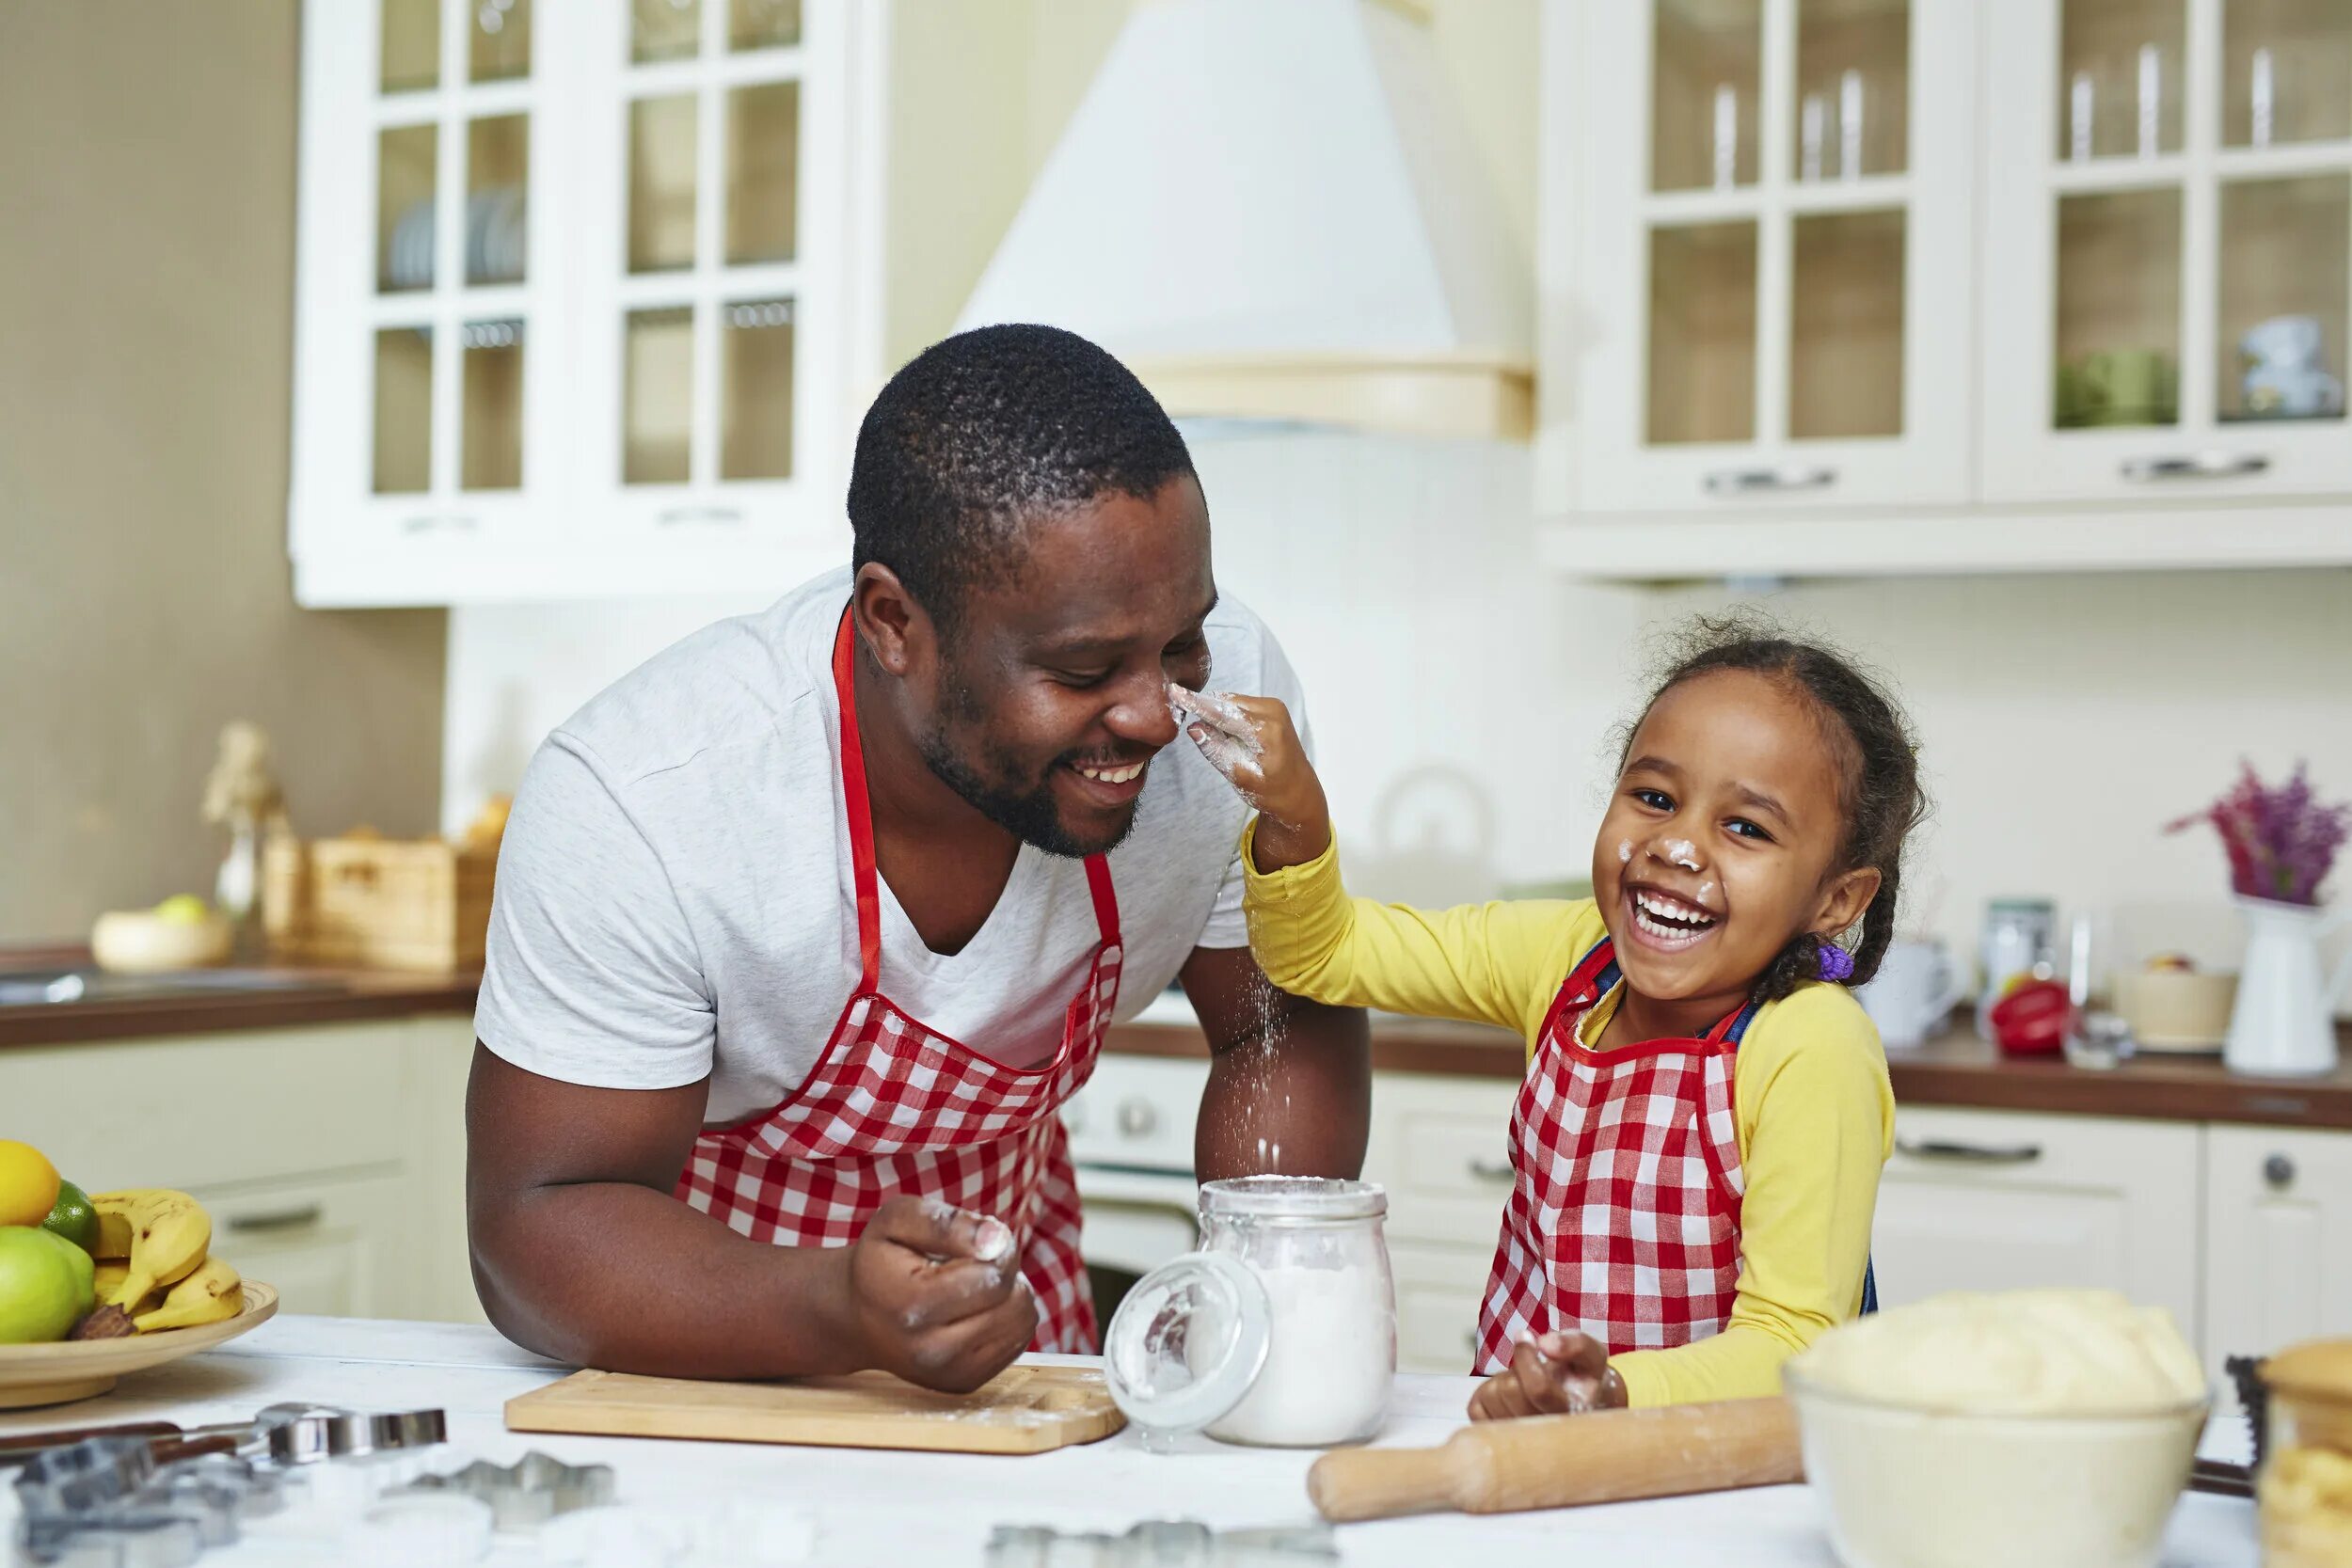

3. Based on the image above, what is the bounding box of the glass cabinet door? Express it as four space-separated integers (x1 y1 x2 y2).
1577 0 1975 513
356 0 551 536
1982 0 2352 501
580 0 838 539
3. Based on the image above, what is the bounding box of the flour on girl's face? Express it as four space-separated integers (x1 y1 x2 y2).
1617 840 1633 864
1662 839 1700 871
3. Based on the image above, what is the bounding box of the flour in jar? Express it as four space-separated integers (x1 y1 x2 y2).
1201 1260 1395 1447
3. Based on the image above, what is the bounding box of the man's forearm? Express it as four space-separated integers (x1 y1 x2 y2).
470 1180 862 1379
1194 1000 1371 1182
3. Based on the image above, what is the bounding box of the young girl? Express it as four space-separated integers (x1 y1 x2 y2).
1176 621 1926 1418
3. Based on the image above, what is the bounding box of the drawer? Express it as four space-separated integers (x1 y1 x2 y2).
1 1023 413 1191
1873 1106 2201 1342
1391 1238 1494 1375
1365 1071 1519 1246
190 1170 408 1320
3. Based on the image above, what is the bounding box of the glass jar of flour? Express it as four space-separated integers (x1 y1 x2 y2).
1103 1177 1397 1449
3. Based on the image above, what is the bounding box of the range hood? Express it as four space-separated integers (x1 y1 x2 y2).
955 0 1534 441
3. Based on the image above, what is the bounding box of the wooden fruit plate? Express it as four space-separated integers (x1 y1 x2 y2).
0 1282 278 1410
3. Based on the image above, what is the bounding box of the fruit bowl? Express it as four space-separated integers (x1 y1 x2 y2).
0 1281 277 1409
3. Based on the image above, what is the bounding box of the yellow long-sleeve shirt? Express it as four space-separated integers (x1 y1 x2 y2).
1243 827 1895 1409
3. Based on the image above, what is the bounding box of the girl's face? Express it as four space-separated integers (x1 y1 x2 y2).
1590 669 1881 1024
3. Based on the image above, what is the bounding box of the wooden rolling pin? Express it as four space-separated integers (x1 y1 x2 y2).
1308 1396 1802 1523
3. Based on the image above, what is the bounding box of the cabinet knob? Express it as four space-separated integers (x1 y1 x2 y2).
1116 1100 1157 1139
2264 1153 2296 1190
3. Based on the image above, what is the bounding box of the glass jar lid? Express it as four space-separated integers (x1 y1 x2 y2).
1101 1250 1269 1436
1198 1176 1388 1224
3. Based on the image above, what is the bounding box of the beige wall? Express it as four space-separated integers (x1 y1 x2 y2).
0 3 447 943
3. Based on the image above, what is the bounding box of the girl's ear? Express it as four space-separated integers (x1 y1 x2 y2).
1810 865 1883 942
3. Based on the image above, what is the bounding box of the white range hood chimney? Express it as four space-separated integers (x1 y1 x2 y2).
955 0 1533 441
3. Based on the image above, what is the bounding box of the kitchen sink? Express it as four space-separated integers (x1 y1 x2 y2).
0 967 353 1007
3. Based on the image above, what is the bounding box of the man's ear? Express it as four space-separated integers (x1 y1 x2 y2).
1811 864 1883 943
851 562 934 678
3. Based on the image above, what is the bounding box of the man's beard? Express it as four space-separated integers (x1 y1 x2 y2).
915 679 1141 860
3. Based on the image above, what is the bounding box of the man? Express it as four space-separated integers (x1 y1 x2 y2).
467 325 1370 1393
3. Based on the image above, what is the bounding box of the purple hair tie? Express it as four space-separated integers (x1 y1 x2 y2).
1816 942 1856 983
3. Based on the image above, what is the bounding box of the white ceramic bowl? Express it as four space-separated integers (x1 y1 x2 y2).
1785 1366 2209 1568
89 910 232 974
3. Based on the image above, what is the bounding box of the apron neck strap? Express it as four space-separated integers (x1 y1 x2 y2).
832 607 1122 988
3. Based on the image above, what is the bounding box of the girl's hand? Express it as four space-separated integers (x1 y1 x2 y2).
1467 1331 1629 1421
1168 686 1331 871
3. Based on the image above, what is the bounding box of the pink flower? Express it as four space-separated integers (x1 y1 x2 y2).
2167 762 2351 907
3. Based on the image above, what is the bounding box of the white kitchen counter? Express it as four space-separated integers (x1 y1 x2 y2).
2 1317 2262 1566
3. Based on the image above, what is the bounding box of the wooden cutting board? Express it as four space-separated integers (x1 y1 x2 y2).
504 1363 1126 1456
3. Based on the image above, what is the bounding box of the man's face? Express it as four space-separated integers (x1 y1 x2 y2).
914 476 1216 858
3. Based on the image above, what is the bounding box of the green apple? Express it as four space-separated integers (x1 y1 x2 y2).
0 1226 96 1343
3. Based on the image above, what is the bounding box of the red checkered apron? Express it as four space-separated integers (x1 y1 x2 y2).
673 610 1119 1353
1473 936 1755 1373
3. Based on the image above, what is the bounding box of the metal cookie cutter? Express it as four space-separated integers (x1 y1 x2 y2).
984 1519 1337 1567
394 1450 615 1531
257 1402 448 1466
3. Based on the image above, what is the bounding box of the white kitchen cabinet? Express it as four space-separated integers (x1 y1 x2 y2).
1536 0 2352 581
1981 0 2352 507
1556 0 1978 517
2201 1124 2352 1380
1362 1070 1519 1373
1869 1106 2203 1338
0 1016 484 1324
291 0 881 606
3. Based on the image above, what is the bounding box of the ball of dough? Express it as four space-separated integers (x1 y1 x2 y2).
1789 1289 2206 1415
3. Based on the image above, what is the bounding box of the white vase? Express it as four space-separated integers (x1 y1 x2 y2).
2223 896 2351 1078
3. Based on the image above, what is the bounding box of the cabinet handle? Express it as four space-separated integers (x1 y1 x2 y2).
1468 1156 1515 1183
1463 1328 1480 1357
401 513 479 534
657 505 747 527
2264 1153 2296 1189
226 1205 325 1234
2119 453 2270 483
1895 1138 2043 1165
1704 466 1836 497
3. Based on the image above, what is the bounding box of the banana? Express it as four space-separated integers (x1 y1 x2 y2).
91 1260 162 1317
93 1209 133 1260
132 1257 243 1333
89 1190 212 1307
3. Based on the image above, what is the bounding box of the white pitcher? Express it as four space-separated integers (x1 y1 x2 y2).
2223 896 2352 1078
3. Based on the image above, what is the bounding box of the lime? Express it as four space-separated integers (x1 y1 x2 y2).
153 895 213 925
0 1141 60 1230
0 1226 95 1343
41 1179 98 1255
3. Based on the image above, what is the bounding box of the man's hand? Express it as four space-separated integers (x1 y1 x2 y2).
841 1196 1039 1394
1468 1331 1629 1421
1168 687 1330 871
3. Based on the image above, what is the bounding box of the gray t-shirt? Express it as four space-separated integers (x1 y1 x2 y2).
476 567 1310 1124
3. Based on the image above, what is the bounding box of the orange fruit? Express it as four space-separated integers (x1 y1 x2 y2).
0 1141 62 1230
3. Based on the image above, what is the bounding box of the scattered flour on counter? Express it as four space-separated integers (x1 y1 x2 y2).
1202 1262 1393 1448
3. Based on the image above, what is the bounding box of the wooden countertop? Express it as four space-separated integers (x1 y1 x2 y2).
1105 1015 2352 1132
0 945 478 1051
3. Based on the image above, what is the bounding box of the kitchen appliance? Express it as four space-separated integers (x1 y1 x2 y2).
502 1365 1123 1456
2224 896 2350 1078
1855 941 1966 1049
1977 899 2058 1037
956 0 1532 440
1306 1397 1803 1521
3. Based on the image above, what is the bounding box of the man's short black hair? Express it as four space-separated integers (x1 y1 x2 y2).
847 324 1197 631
